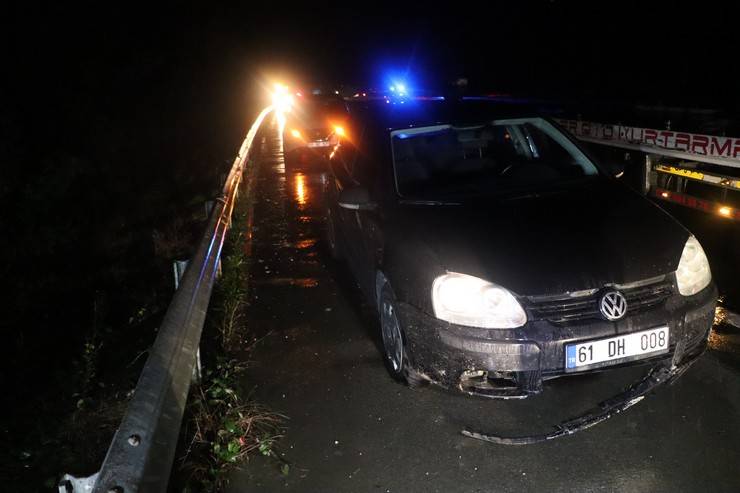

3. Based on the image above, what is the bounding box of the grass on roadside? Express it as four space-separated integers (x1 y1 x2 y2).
179 165 286 491
181 358 286 491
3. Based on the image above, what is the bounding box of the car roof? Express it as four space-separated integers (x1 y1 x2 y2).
345 97 551 133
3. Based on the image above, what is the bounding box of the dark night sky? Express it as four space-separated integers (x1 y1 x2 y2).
5 2 740 112
3 1 739 198
3 1 740 193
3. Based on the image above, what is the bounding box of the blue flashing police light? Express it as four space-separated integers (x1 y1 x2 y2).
388 81 409 98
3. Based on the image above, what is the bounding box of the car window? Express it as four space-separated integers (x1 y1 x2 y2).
334 142 359 180
390 117 599 199
333 123 376 186
300 98 347 119
289 96 347 131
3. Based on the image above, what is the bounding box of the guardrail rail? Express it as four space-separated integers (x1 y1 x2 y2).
59 107 272 493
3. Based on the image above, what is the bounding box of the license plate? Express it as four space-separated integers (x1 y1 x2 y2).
565 327 669 370
307 141 331 148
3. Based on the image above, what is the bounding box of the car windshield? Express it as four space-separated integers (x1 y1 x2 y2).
292 97 346 126
391 117 600 199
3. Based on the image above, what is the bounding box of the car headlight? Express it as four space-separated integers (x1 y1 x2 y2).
431 272 527 328
675 235 712 296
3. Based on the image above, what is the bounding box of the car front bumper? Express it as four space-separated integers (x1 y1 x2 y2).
283 134 333 156
397 284 717 399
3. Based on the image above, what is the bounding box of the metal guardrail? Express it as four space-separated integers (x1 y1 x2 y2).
60 107 273 493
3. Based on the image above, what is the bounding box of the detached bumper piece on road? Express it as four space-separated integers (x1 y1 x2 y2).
399 284 716 399
461 341 705 445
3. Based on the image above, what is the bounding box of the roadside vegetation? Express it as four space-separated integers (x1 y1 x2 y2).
0 185 215 490
2 8 266 492
176 169 287 492
0 57 250 491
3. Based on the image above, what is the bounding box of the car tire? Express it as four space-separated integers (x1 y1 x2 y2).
379 285 424 388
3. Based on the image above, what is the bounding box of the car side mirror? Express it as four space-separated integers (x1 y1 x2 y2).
605 160 626 179
338 186 376 211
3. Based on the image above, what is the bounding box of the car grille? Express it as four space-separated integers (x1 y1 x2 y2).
306 128 330 141
526 280 674 324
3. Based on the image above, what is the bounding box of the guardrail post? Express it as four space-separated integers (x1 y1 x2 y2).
204 200 214 219
191 347 202 385
58 473 99 493
172 260 189 291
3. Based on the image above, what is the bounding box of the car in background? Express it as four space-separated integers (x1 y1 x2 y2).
323 98 717 398
282 92 349 168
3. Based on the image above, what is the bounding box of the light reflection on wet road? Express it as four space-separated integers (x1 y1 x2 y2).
294 172 308 207
230 116 740 493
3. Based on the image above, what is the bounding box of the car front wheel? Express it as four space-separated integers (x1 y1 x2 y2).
379 285 424 387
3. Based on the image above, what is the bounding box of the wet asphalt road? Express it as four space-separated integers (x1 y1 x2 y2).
229 117 740 493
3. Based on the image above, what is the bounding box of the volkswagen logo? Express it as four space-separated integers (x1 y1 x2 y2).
600 291 628 321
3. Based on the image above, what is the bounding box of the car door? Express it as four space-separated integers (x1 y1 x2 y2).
330 132 383 300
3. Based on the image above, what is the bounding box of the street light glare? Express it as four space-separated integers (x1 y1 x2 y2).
272 82 293 113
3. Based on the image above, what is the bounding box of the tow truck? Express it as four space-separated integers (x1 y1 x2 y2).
557 118 740 221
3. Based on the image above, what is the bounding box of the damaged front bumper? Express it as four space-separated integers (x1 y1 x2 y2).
398 284 717 399
461 342 704 444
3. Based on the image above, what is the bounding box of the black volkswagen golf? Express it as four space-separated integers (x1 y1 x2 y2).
324 98 717 399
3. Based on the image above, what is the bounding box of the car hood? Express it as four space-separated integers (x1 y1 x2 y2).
396 181 689 296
